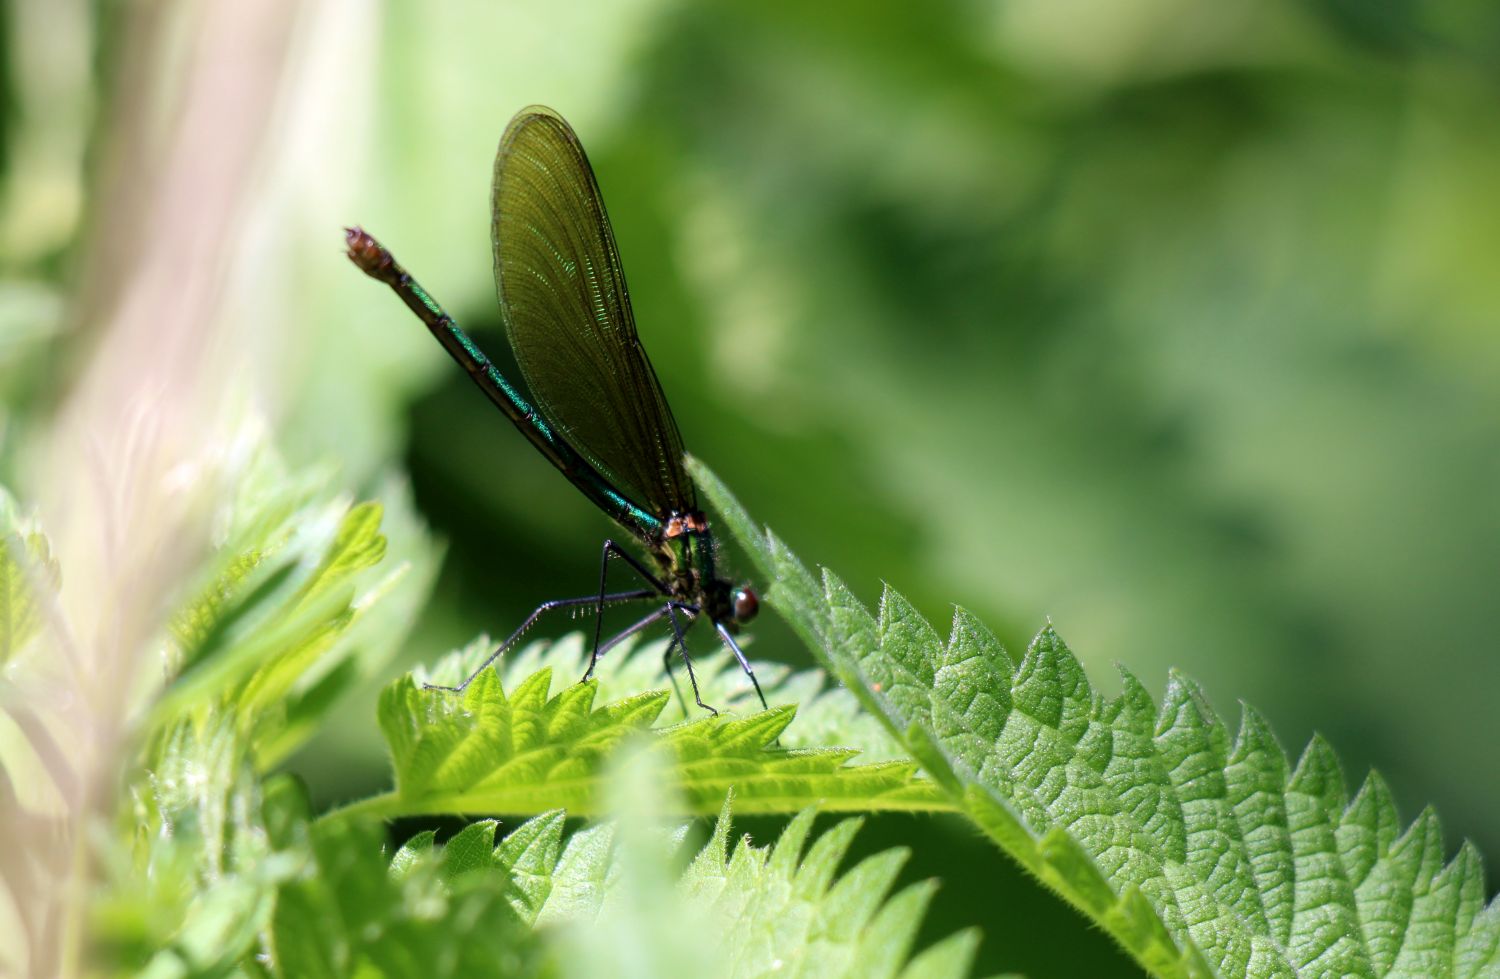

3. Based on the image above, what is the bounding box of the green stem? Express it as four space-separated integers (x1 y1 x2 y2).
318 783 956 826
318 791 407 824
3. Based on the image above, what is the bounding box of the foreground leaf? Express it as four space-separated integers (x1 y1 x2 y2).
150 455 434 767
500 632 907 761
0 487 57 665
76 448 433 977
93 725 302 978
0 489 68 822
691 456 1500 979
346 643 947 820
395 793 977 979
674 801 978 978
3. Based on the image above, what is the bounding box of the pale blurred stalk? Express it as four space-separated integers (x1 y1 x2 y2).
6 2 307 975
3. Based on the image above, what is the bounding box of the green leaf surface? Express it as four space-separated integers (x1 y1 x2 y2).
0 516 57 665
93 727 305 979
269 811 548 979
500 632 906 762
691 455 1500 979
397 793 976 979
354 642 948 820
149 466 424 767
68 449 436 979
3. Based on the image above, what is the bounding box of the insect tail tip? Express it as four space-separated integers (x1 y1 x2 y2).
343 225 390 277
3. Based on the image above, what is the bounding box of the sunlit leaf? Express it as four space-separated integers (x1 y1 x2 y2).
354 642 948 821
692 456 1500 979
396 792 976 979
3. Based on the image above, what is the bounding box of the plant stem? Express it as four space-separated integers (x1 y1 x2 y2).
318 791 407 824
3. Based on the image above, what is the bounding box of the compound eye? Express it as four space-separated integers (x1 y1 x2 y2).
732 587 759 624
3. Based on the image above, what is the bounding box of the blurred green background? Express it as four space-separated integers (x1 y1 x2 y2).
3 0 1499 974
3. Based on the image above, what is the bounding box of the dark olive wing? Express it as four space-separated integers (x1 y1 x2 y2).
491 106 694 519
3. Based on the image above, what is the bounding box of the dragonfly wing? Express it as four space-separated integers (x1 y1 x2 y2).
491 106 694 520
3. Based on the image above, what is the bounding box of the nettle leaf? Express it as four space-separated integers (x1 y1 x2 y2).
152 475 419 766
93 726 305 979
673 800 978 979
268 801 547 979
388 812 622 928
395 795 977 979
79 451 433 976
500 632 906 761
0 490 77 979
351 638 942 821
0 488 69 821
0 496 59 665
106 723 546 979
352 640 946 821
690 456 1500 979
